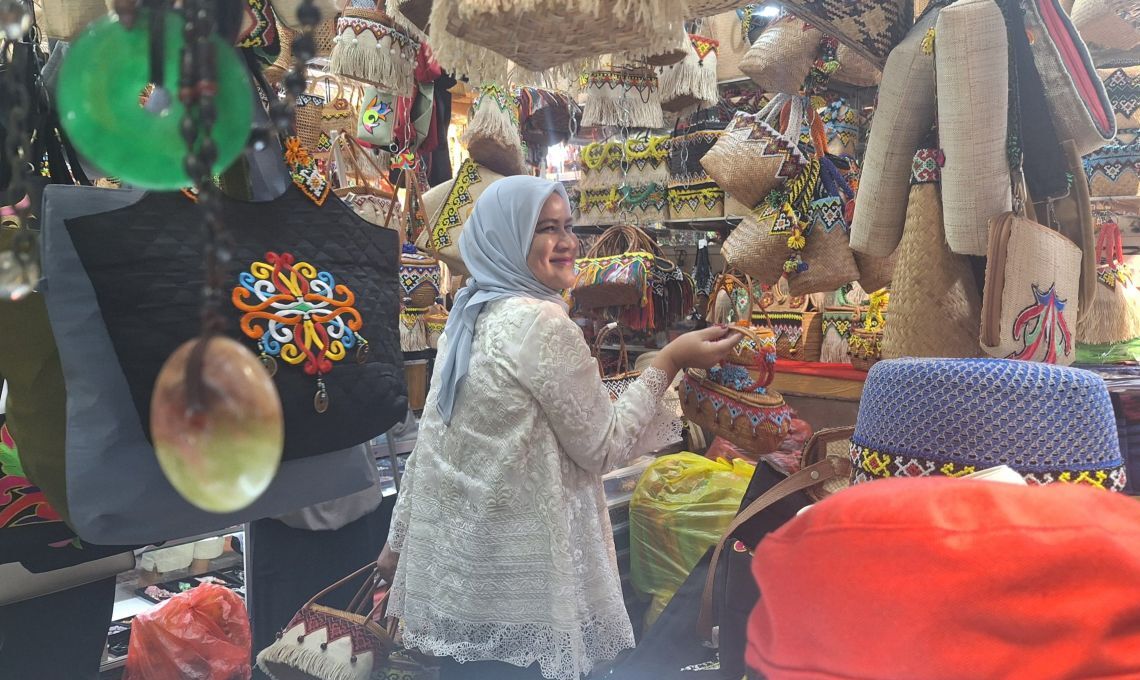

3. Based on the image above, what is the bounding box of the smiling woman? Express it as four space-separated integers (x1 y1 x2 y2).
374 175 741 680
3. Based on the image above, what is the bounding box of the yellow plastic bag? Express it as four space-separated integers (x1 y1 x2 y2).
629 453 755 628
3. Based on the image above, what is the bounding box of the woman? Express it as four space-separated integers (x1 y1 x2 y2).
377 176 740 680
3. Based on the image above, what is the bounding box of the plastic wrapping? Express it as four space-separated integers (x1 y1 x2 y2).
629 453 755 628
1076 340 1140 365
123 583 252 680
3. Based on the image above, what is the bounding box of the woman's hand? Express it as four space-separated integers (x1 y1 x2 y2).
376 543 400 584
652 325 742 378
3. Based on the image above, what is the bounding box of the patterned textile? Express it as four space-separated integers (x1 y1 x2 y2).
910 147 944 184
850 358 1127 490
781 0 912 64
0 423 61 530
1083 141 1140 196
236 0 279 48
1102 65 1140 127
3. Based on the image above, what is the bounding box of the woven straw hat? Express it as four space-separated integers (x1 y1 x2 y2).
850 358 1127 491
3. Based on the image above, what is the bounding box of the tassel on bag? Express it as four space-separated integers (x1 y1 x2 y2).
329 8 421 96
1077 218 1140 345
581 67 665 130
880 148 983 359
461 84 525 176
659 34 721 112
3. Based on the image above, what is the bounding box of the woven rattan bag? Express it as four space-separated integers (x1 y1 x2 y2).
785 163 860 297
461 84 525 177
702 93 808 210
1071 0 1140 51
849 7 940 258
780 0 912 66
935 0 1012 257
740 15 822 94
881 148 983 360
581 67 665 130
329 7 420 96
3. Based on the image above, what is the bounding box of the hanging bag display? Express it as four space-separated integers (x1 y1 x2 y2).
42 180 404 545
880 148 983 359
581 67 665 130
461 83 525 177
257 564 398 680
572 224 659 310
739 15 822 94
701 93 808 211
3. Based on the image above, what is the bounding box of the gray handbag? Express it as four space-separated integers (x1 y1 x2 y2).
40 185 376 545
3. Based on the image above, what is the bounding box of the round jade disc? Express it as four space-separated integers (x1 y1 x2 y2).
57 12 253 190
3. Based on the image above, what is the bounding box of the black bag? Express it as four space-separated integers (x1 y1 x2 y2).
64 188 406 462
697 427 854 679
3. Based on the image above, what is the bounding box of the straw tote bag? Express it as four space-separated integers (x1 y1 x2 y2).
702 93 809 210
722 156 821 284
785 160 860 297
935 0 1012 257
707 9 755 83
1077 217 1140 346
416 158 506 276
881 148 983 360
780 0 912 66
739 15 822 94
849 7 941 258
1071 0 1140 51
581 67 665 130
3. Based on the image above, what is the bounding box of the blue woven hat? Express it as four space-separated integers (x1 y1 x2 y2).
851 358 1127 492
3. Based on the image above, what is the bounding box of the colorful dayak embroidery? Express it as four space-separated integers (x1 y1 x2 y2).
233 252 367 411
849 441 1127 492
431 160 482 250
236 0 278 48
1007 283 1073 364
361 94 393 136
690 34 719 62
0 423 62 529
284 137 330 206
911 148 944 184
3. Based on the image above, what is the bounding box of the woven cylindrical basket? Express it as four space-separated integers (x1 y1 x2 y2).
1072 0 1140 50
739 15 821 94
935 0 1012 257
294 93 326 154
264 25 295 86
880 163 983 360
849 8 940 258
680 373 791 455
702 94 808 210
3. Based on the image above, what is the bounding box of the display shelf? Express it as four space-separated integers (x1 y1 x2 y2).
575 217 741 234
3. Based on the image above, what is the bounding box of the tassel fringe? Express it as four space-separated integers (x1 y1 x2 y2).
400 309 430 352
258 645 361 680
1078 282 1140 345
659 47 718 111
329 21 418 96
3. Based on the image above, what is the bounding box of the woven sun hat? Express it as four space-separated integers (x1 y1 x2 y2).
849 358 1128 492
747 476 1140 680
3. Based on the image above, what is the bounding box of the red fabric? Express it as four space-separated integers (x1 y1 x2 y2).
746 478 1140 680
1037 0 1111 134
774 359 869 383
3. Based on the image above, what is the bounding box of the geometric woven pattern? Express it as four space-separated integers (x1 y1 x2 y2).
851 358 1125 486
1102 66 1140 125
782 0 911 64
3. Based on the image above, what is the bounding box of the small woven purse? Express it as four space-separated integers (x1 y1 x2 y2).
256 564 398 680
572 224 659 310
593 323 641 401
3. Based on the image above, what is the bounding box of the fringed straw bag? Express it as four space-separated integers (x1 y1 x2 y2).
633 25 692 67
461 84 525 177
849 7 940 258
702 93 809 210
881 148 983 360
1077 217 1140 345
581 67 665 130
659 34 721 112
740 15 821 94
935 0 1012 257
329 8 420 96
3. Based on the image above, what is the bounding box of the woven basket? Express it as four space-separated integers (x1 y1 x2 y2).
849 8 940 258
707 10 752 82
573 224 661 310
833 43 882 87
702 93 808 210
400 248 443 308
581 67 665 130
853 249 897 293
1084 142 1140 197
880 153 983 360
780 0 912 66
786 196 860 296
740 15 821 94
848 327 882 371
264 25 294 86
593 324 642 401
462 84 525 177
936 0 1012 257
1072 0 1140 50
681 372 791 455
330 8 419 95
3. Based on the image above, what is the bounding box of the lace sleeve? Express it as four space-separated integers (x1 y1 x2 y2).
515 304 671 475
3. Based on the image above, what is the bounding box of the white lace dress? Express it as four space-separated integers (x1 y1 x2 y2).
386 297 679 680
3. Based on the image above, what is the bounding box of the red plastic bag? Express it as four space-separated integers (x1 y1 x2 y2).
124 583 251 680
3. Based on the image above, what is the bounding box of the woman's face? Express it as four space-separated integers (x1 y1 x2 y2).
527 193 578 291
